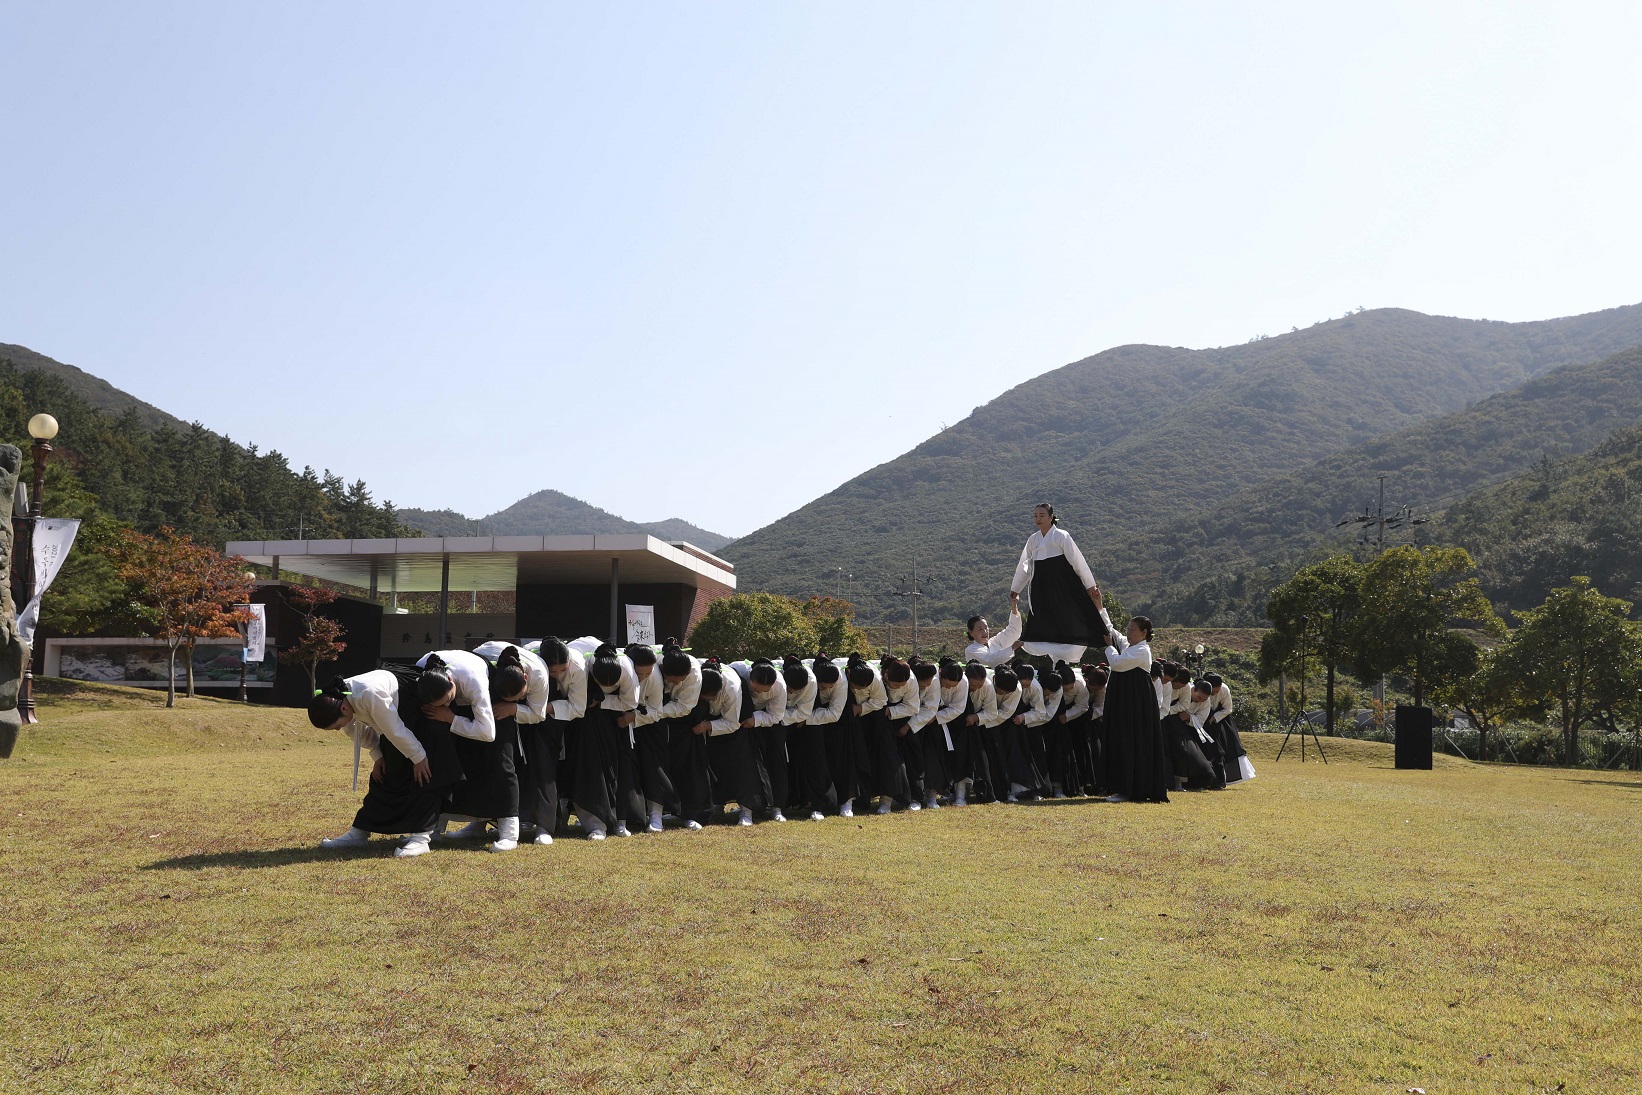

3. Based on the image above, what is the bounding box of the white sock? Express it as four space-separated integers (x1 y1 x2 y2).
738 807 753 825
840 799 854 818
495 817 520 842
394 832 433 857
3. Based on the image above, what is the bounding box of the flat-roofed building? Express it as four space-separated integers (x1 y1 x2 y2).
224 534 736 666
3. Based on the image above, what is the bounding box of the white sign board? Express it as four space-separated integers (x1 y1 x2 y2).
625 604 655 645
17 517 80 646
235 603 268 663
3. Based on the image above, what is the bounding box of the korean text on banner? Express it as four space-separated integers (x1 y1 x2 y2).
17 517 81 646
235 603 268 663
625 604 655 645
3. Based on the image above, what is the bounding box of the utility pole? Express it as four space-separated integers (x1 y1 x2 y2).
891 556 930 656
893 561 932 656
1337 475 1430 729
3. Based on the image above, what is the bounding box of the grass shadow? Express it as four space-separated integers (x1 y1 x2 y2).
1557 777 1642 790
142 842 467 871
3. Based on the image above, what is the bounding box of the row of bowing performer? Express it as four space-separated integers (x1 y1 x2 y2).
306 501 1251 856
306 631 1254 857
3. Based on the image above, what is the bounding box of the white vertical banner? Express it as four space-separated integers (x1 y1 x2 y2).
235 603 267 663
624 604 655 645
17 517 80 646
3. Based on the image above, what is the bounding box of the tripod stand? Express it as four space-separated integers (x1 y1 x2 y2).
1275 614 1328 764
1276 708 1329 763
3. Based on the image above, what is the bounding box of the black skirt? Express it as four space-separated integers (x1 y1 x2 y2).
1076 710 1103 794
861 709 911 802
1210 714 1251 782
1045 707 1080 794
1004 717 1048 796
755 724 790 811
515 718 562 834
892 718 924 804
353 664 465 835
445 709 520 820
1162 714 1222 790
921 718 958 795
707 685 767 811
825 708 869 805
1102 667 1170 803
610 712 648 828
974 719 1010 803
1019 554 1107 646
668 710 715 823
707 729 767 811
787 722 839 815
564 708 619 830
633 718 679 811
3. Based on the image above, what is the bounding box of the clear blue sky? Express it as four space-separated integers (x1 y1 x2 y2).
5 2 1640 537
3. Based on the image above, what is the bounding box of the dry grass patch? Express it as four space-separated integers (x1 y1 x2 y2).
1 689 1638 1093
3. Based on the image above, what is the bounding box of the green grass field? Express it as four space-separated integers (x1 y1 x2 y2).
1 682 1638 1094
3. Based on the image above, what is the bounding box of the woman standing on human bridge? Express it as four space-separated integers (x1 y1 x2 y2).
1010 503 1106 663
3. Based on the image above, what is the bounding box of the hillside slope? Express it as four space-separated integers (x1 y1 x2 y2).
724 303 1642 623
1142 343 1642 623
1438 420 1642 617
0 343 190 433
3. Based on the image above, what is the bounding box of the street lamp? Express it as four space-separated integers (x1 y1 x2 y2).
14 412 58 724
27 414 57 517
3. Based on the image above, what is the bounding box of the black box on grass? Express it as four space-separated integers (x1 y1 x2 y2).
1394 705 1433 770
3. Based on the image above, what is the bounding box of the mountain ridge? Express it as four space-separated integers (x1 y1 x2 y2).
723 302 1642 624
399 489 732 551
1141 342 1642 624
1 343 192 433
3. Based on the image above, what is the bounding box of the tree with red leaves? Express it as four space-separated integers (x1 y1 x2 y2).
278 584 349 696
111 528 255 708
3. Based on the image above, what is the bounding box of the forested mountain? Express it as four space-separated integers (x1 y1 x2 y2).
723 304 1642 624
400 490 732 551
0 353 409 544
1 344 190 433
1438 420 1642 618
1143 343 1642 624
0 348 414 634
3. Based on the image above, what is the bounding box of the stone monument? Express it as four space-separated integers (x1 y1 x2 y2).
0 444 24 758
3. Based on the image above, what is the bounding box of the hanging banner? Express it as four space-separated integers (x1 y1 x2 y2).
234 603 268 663
625 604 655 645
17 518 80 647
